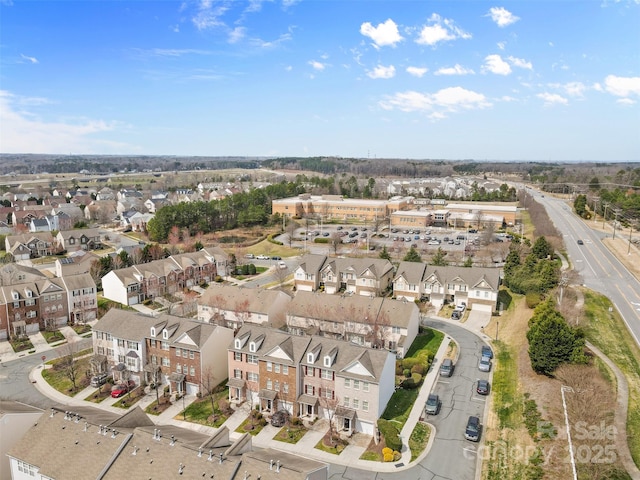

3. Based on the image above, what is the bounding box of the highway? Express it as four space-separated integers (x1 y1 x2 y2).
531 191 640 346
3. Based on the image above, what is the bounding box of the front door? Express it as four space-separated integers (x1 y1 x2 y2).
343 417 350 431
307 404 313 416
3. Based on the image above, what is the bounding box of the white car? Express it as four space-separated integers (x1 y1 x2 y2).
428 240 440 245
256 254 270 260
454 302 466 313
278 261 287 269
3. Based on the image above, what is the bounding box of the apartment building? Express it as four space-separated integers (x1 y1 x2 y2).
393 262 501 312
286 291 419 358
197 284 292 330
294 254 394 296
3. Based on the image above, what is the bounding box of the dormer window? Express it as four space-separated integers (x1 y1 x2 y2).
25 289 33 298
162 329 169 340
12 291 19 300
324 356 331 367
234 338 242 349
249 342 257 353
307 352 315 364
150 327 156 337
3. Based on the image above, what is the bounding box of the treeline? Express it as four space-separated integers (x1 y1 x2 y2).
470 183 517 202
503 236 560 298
146 181 305 242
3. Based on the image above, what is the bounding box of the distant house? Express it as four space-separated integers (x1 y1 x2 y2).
29 218 52 232
129 212 154 232
56 228 102 253
5 232 55 259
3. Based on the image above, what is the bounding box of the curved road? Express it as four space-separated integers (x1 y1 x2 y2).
533 191 640 346
0 322 488 480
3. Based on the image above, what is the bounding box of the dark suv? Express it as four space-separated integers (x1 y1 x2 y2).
465 416 481 442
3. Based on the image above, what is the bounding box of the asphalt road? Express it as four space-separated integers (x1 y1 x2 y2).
534 192 640 346
0 338 92 410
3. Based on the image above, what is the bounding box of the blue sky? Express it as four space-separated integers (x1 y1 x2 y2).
1 0 639 161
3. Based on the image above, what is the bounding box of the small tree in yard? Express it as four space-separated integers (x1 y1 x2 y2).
379 245 391 261
319 382 340 445
200 366 218 414
60 340 81 392
403 246 421 263
527 299 586 376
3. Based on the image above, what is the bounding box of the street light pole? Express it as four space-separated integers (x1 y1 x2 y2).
561 386 578 480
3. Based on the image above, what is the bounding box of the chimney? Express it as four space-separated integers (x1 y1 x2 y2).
132 446 138 456
276 460 280 473
170 435 176 446
84 422 88 432
270 460 274 470
75 414 80 423
198 447 202 457
111 430 117 438
219 453 223 464
64 411 70 420
178 463 184 475
208 449 213 461
50 409 55 418
98 425 103 435
243 471 248 480
103 427 108 436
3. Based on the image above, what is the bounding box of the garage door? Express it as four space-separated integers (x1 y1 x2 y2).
472 303 492 313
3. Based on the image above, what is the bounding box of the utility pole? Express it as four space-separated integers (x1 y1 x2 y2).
592 196 599 224
602 202 609 230
612 209 621 240
628 219 638 255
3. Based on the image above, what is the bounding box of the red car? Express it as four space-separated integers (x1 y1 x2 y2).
111 380 135 398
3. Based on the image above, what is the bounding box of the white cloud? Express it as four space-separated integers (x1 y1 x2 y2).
616 98 636 105
435 64 474 76
360 19 403 48
379 86 491 119
563 81 588 97
228 27 246 44
191 0 228 30
0 90 126 154
537 92 568 106
487 7 520 27
20 54 38 64
309 60 326 71
497 41 506 50
406 66 428 77
483 54 511 75
415 13 471 46
604 75 640 98
367 64 396 79
507 56 533 70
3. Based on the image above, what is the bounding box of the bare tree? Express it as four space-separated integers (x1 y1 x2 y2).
272 263 290 290
285 219 299 248
233 299 252 330
60 339 81 392
200 365 218 414
329 233 342 256
473 210 485 230
319 381 341 444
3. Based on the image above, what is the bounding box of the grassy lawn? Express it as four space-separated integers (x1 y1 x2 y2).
42 330 66 344
234 416 267 436
273 424 307 444
84 385 114 403
72 324 92 336
581 290 640 467
42 356 92 396
113 387 144 409
314 432 348 455
180 388 230 428
409 422 431 462
10 337 35 353
381 388 419 428
491 340 521 429
405 328 444 358
145 397 173 416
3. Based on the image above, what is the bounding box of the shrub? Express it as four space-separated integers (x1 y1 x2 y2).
393 451 401 461
382 447 392 456
314 238 329 243
401 357 421 370
395 361 403 376
378 419 401 452
383 452 394 462
411 364 425 375
403 369 411 378
526 292 542 309
411 372 423 385
291 416 302 426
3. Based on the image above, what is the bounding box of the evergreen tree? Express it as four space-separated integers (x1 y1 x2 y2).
379 245 391 261
403 246 422 263
431 247 448 266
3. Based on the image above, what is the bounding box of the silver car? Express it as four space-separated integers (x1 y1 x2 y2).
478 355 492 372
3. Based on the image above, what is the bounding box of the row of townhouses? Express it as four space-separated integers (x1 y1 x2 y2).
91 309 396 437
292 254 501 312
101 247 229 306
0 264 97 341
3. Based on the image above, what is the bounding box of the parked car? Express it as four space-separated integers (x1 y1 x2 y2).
451 310 462 320
478 356 492 372
425 394 440 415
270 410 290 427
278 261 287 269
428 240 440 245
110 380 135 398
90 373 108 388
271 255 282 260
256 254 270 260
481 345 493 359
439 358 454 377
336 226 343 230
454 302 466 313
477 379 490 396
465 416 481 442
244 253 255 259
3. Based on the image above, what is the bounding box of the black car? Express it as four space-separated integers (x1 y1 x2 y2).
425 394 440 415
477 379 490 395
271 256 282 260
465 416 481 442
451 310 461 320
270 410 290 427
577 239 584 245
